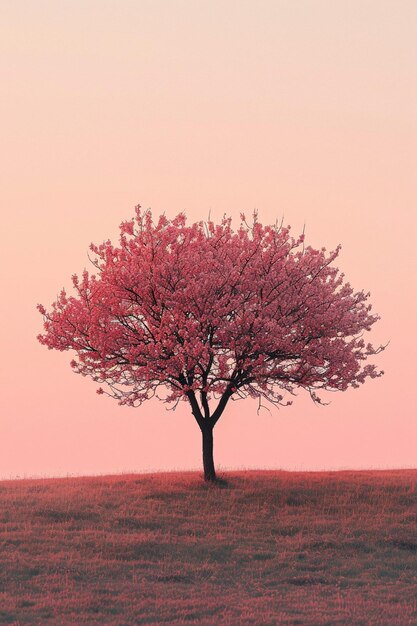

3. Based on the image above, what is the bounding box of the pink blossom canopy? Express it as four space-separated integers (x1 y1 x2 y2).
37 206 384 412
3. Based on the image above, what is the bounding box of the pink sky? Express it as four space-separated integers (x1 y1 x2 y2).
1 1 416 478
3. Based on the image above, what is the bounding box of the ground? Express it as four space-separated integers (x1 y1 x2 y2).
0 469 416 625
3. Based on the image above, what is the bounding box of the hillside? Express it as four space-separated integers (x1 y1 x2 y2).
0 469 416 625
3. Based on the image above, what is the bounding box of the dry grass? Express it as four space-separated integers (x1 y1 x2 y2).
0 469 416 625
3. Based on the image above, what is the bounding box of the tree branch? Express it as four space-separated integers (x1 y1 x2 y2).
186 390 205 430
211 387 233 427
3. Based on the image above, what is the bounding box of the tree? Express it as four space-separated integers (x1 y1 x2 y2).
37 206 385 481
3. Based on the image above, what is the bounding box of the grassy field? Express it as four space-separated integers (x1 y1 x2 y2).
0 469 416 625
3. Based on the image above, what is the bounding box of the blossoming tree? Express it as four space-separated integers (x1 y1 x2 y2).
37 206 384 481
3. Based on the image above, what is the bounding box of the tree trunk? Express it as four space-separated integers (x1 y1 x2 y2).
202 424 216 482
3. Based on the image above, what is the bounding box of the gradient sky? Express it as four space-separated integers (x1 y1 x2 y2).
1 0 416 479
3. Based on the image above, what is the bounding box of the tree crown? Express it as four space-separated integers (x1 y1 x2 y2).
37 206 384 414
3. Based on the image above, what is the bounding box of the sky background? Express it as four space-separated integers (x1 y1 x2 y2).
1 0 416 479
